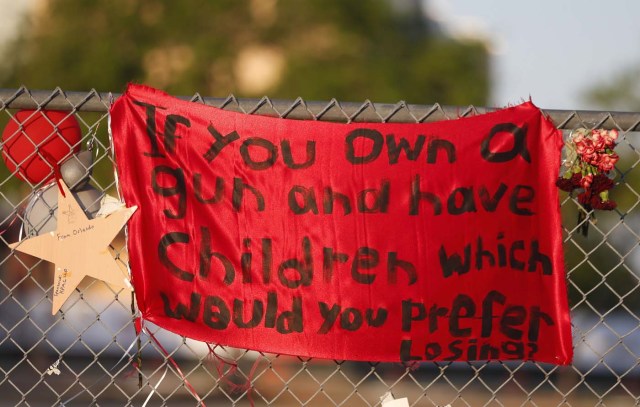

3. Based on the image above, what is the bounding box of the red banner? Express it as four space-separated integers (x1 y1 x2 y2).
110 84 572 364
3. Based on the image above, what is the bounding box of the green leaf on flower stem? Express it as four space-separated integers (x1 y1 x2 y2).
599 190 609 201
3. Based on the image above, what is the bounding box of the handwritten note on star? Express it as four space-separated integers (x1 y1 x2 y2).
9 181 137 314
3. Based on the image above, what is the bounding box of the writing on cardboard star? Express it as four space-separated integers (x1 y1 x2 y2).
9 181 137 314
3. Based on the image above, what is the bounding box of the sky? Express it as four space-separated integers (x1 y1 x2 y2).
426 0 640 110
2 0 640 111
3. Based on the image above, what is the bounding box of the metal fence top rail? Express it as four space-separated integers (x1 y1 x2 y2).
1 87 639 131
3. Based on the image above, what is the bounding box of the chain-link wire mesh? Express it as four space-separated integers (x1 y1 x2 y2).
0 87 639 406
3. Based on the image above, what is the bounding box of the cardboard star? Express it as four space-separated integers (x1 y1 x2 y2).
9 181 137 314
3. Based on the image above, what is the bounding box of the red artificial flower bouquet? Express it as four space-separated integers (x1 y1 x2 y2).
556 128 619 211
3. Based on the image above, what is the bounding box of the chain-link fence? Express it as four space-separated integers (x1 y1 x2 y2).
0 87 639 406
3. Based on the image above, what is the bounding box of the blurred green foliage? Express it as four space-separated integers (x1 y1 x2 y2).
0 0 489 105
585 67 640 111
0 0 490 212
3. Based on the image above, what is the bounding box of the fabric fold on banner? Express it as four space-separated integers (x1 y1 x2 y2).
110 84 572 364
